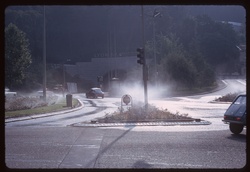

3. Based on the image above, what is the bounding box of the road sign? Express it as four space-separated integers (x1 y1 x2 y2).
121 94 132 113
122 94 131 105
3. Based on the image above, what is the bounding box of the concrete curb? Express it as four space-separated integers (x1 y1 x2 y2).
209 101 232 104
5 98 84 123
73 120 211 127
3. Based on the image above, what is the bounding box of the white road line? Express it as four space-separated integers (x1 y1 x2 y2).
221 80 228 85
237 80 246 86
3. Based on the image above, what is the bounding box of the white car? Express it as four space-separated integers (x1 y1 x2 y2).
5 88 17 98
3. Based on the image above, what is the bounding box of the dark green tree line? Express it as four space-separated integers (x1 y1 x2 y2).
5 23 32 90
145 12 241 89
5 6 244 91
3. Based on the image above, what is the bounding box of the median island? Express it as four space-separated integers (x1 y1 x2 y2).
91 102 198 124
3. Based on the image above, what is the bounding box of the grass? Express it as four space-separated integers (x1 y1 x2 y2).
5 98 79 118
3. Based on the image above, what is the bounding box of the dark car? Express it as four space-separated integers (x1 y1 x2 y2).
86 88 104 99
223 94 246 134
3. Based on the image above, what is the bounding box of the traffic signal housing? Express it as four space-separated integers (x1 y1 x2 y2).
97 76 103 82
136 48 144 65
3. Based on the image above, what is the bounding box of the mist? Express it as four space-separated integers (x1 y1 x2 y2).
118 82 167 101
108 67 175 103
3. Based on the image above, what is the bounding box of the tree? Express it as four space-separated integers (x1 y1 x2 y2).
5 23 32 90
151 30 216 89
162 51 197 89
154 34 197 89
196 15 240 73
5 8 43 62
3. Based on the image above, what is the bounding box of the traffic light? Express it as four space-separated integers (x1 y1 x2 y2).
136 48 144 65
97 76 103 82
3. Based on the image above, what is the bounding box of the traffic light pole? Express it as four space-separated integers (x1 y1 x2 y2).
143 62 148 107
141 6 148 108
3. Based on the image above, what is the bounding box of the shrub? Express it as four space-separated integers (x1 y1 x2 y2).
96 101 191 123
214 92 238 102
5 95 58 111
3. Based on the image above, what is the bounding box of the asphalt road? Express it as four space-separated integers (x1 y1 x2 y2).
5 126 246 169
5 79 247 169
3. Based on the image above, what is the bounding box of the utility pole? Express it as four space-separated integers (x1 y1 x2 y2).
63 63 65 97
43 6 47 102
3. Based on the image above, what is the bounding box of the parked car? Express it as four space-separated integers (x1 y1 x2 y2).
86 88 104 99
222 94 246 134
36 90 55 98
5 88 17 98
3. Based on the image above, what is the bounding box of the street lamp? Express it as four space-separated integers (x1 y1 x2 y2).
153 9 161 87
43 6 47 102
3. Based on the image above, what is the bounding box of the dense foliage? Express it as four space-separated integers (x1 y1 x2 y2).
145 14 241 88
5 23 32 90
5 6 245 91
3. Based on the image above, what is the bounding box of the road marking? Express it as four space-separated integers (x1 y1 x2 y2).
237 80 246 86
221 80 228 85
73 145 100 148
152 162 203 167
207 151 218 155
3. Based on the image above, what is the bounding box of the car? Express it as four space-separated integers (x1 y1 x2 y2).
222 94 246 134
5 88 17 98
36 90 55 98
86 88 104 99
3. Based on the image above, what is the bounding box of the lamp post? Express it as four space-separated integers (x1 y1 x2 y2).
153 9 161 87
43 6 47 102
63 63 65 97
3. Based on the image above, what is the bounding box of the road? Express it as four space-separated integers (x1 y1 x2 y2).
5 79 246 169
